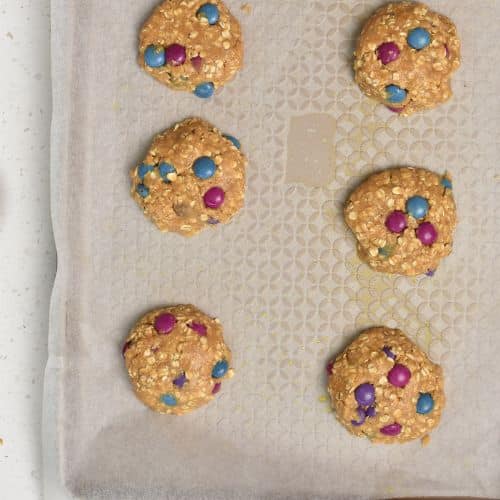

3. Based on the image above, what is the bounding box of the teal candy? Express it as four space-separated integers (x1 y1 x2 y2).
197 3 220 25
406 195 429 219
407 27 431 50
194 82 215 98
138 163 154 179
160 393 177 406
193 156 216 179
212 360 229 379
441 178 452 189
386 84 407 104
159 162 176 182
144 45 165 68
223 134 241 150
136 184 149 198
416 393 434 414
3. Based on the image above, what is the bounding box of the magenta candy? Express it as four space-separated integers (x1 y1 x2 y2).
377 42 400 64
165 44 186 66
212 382 221 394
191 55 203 72
189 322 207 336
387 363 411 388
204 186 225 209
122 340 132 357
387 105 405 113
380 422 402 436
385 210 407 233
326 360 334 374
416 222 438 246
154 313 177 335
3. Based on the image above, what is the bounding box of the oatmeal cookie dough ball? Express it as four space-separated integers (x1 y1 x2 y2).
131 117 246 236
327 327 445 444
344 167 456 276
123 304 233 415
354 2 460 115
139 0 243 98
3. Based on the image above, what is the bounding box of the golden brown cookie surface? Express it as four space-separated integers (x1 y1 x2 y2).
354 1 460 115
139 0 243 97
123 304 233 415
344 167 456 276
131 117 246 236
327 327 445 444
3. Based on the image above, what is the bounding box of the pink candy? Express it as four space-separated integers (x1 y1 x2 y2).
191 55 203 72
212 382 222 394
387 363 411 388
189 322 207 336
416 222 438 246
385 210 407 233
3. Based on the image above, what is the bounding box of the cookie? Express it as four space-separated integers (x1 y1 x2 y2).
139 0 243 97
131 117 246 236
327 327 445 444
354 2 460 115
123 304 233 415
344 167 457 276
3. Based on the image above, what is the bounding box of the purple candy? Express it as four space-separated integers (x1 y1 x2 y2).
173 373 187 388
351 407 366 427
377 42 400 65
387 363 411 388
385 210 407 233
189 322 207 336
204 187 225 209
154 313 177 335
416 222 438 246
212 382 222 394
382 346 396 360
380 422 402 436
366 406 377 418
122 340 132 357
165 44 186 66
354 383 375 407
207 217 220 225
426 269 435 277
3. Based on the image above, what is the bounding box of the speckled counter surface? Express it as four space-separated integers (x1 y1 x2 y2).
0 1 54 499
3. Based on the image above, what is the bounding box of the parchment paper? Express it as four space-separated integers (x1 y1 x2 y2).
44 0 500 498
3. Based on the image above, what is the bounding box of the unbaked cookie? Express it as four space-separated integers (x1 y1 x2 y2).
123 304 233 415
327 327 445 444
344 167 456 276
354 1 460 115
139 0 243 98
131 117 246 236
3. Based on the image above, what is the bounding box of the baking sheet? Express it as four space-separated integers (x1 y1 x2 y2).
44 0 500 498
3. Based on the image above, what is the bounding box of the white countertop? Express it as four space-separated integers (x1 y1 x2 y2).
0 1 54 499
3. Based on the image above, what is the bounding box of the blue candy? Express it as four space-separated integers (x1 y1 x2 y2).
160 393 177 406
193 156 216 179
144 45 166 68
138 163 154 179
407 28 431 50
136 183 150 198
212 360 229 379
406 195 429 219
416 393 434 414
223 134 241 150
197 3 220 25
441 178 452 189
159 162 176 182
386 84 407 103
194 82 215 98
